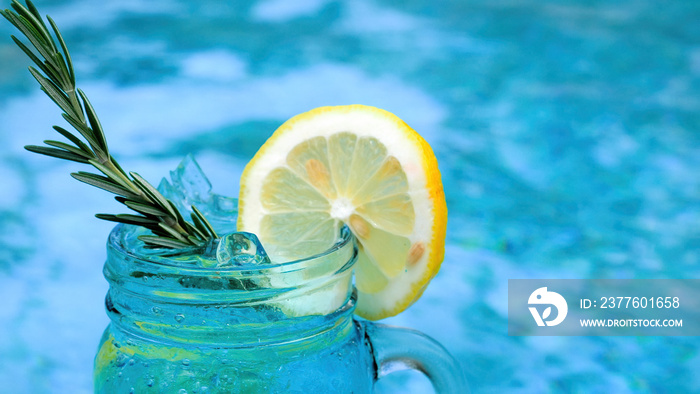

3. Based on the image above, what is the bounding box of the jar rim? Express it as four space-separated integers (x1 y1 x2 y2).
106 223 355 277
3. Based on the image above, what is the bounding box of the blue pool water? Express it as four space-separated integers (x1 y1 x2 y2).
1 0 699 392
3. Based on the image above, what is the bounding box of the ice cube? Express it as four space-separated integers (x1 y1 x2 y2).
171 154 212 200
214 232 271 268
158 154 211 213
158 154 238 233
157 177 188 215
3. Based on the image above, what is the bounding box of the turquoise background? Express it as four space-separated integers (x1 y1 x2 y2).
1 0 699 392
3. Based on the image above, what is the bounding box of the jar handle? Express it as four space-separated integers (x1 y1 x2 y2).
363 322 468 393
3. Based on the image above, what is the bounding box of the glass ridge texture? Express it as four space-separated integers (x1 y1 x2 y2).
94 207 465 393
95 220 370 392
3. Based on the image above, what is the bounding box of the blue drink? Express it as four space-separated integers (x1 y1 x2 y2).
94 210 465 392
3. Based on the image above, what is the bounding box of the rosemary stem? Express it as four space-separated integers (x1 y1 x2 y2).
66 88 84 122
3 0 219 249
104 160 141 195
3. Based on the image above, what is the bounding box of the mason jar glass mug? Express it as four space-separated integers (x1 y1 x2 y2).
94 221 466 393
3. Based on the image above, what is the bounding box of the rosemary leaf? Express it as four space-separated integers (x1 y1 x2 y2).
71 172 139 198
3 10 52 61
62 112 102 149
190 211 211 239
47 16 74 84
28 66 72 113
53 126 92 155
25 145 90 163
121 199 169 217
156 222 190 243
88 159 137 193
169 200 187 226
77 89 108 153
192 205 218 238
10 35 53 78
138 235 194 249
110 159 130 178
10 16 42 47
50 51 72 88
96 213 160 226
15 0 54 51
186 235 204 245
149 226 174 238
184 220 207 240
130 172 177 217
44 140 92 159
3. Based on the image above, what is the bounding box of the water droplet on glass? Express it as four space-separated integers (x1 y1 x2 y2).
175 314 185 323
147 379 155 387
151 306 162 314
178 389 188 394
128 359 135 366
115 354 128 367
182 358 191 366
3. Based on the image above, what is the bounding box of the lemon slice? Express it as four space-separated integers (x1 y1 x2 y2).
237 105 447 320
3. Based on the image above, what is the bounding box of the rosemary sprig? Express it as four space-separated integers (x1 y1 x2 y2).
2 0 218 249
